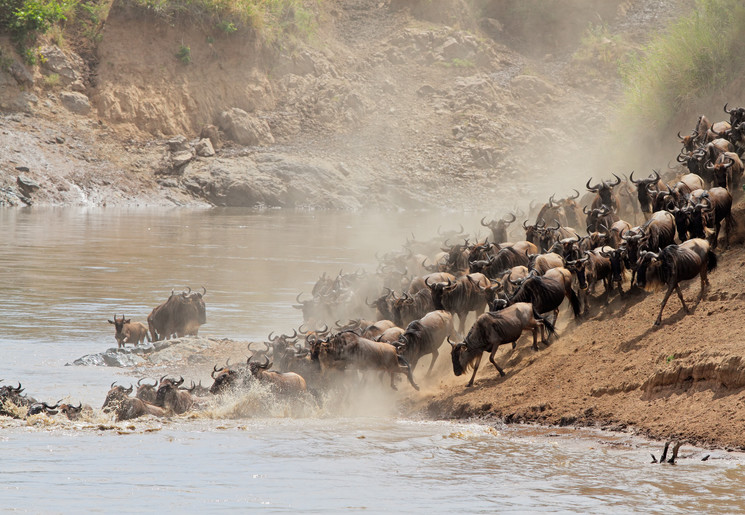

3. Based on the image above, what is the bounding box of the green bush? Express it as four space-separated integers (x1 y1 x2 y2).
620 0 745 127
176 43 191 64
0 0 76 47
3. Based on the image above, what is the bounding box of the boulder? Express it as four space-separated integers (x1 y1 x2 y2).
218 108 274 146
40 45 86 85
166 135 190 153
171 151 193 169
59 91 91 115
16 176 40 195
195 138 215 157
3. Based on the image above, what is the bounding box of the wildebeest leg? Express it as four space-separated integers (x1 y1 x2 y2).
466 354 483 387
532 326 539 350
488 347 506 376
389 372 398 391
675 284 689 314
425 350 438 377
398 355 419 390
654 285 677 326
457 313 467 338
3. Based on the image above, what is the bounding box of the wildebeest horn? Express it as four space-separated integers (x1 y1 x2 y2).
296 292 309 304
201 286 207 296
676 152 688 163
629 170 640 184
568 189 580 200
268 331 278 342
549 219 560 231
503 212 516 224
447 336 457 348
160 375 168 384
174 376 184 387
260 355 271 369
610 173 621 186
110 381 117 389
724 102 732 114
125 384 133 394
211 365 219 379
137 378 144 387
586 177 600 191
548 194 556 208
582 205 591 215
677 131 684 140
522 219 529 229
184 286 191 295
425 277 433 288
480 216 490 227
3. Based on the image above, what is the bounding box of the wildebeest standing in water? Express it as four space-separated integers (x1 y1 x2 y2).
108 314 150 348
636 238 717 326
147 287 207 342
449 303 556 387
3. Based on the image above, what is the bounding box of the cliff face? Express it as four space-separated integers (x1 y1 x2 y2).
0 0 690 208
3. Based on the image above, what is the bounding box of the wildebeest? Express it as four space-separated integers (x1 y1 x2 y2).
688 188 733 249
147 287 207 341
391 287 434 328
586 174 622 212
395 310 455 378
155 376 196 415
246 355 308 395
630 170 665 218
426 273 489 336
508 267 581 322
108 315 150 348
480 213 516 244
449 303 556 387
135 378 159 404
469 244 532 279
706 152 743 194
102 383 165 421
636 238 717 326
565 247 614 313
322 331 419 391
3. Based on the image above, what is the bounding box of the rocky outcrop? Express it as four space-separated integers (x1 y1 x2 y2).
59 91 92 115
218 108 275 146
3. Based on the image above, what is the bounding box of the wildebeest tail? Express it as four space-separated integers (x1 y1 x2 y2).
706 249 717 272
533 306 556 340
567 287 581 318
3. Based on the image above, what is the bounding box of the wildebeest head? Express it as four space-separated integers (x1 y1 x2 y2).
635 251 662 290
102 382 133 410
210 360 239 394
565 256 589 290
724 103 745 127
425 276 451 310
448 336 478 378
58 402 84 420
155 376 184 406
586 174 621 208
480 213 516 244
522 219 544 248
108 314 131 345
27 401 60 416
599 247 627 284
135 378 159 404
630 170 661 214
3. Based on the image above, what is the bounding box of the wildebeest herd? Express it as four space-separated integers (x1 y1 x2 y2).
1 105 742 422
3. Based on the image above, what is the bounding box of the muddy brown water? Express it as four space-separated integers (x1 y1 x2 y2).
1 208 743 512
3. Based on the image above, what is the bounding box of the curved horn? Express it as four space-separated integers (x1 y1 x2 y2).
480 216 490 227
548 193 556 208
611 173 622 186
523 219 529 229
211 365 219 379
629 170 640 184
268 331 278 342
175 376 184 387
261 355 271 369
503 212 516 224
569 189 580 200
201 286 207 296
724 102 732 114
125 384 133 394
586 177 600 191
447 336 457 348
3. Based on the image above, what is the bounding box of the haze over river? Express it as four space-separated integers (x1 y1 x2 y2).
1 208 743 512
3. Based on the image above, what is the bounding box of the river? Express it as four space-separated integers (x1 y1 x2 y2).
1 208 743 512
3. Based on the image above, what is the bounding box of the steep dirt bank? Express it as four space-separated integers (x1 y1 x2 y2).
412 224 745 450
